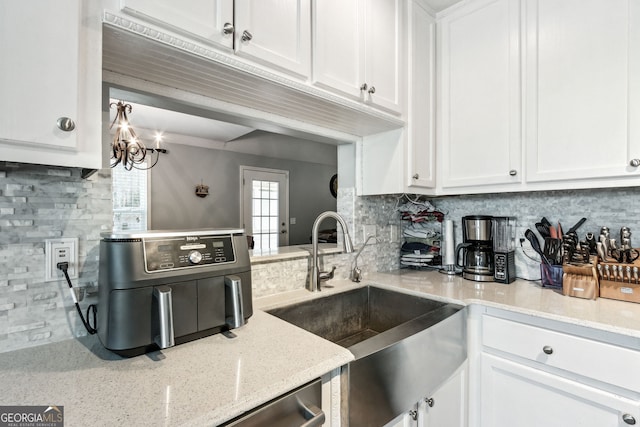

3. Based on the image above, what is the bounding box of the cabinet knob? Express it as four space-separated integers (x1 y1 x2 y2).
630 159 640 167
241 30 253 42
360 83 368 91
425 397 435 407
56 117 76 132
623 414 636 425
413 173 420 180
509 169 517 176
368 86 376 94
542 345 553 355
409 410 418 421
222 23 234 35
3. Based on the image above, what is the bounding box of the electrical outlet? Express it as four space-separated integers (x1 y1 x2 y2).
45 238 78 282
362 225 377 240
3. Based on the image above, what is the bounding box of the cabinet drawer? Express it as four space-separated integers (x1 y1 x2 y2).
482 315 640 391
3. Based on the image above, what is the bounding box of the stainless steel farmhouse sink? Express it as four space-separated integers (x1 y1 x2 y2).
267 286 467 426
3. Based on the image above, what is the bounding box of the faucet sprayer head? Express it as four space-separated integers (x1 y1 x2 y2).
343 234 355 253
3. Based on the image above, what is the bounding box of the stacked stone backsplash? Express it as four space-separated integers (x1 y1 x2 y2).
3 160 640 354
431 187 640 280
250 187 403 297
0 163 112 353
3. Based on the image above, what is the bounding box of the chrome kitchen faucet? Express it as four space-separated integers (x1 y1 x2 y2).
309 211 354 292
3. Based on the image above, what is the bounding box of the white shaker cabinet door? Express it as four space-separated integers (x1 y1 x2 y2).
480 354 640 427
0 0 102 169
120 0 234 49
407 0 436 190
234 0 311 79
312 0 365 98
438 0 522 190
418 362 467 427
524 0 640 182
364 0 403 113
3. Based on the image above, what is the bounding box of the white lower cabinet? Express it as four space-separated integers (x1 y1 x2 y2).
385 362 468 427
480 354 640 427
477 312 640 427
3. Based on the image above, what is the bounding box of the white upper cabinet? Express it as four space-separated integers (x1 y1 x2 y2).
0 0 102 169
234 0 311 79
407 0 436 190
524 0 640 182
120 0 311 79
120 0 234 49
359 0 433 196
364 0 404 113
312 0 403 114
312 0 365 98
438 0 522 190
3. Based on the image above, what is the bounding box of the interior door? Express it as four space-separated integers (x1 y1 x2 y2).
241 167 289 249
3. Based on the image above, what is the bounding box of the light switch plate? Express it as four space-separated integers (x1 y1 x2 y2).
45 238 78 282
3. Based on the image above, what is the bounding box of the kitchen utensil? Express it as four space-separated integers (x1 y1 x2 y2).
596 241 606 260
604 264 610 280
535 222 550 238
585 232 597 254
525 229 549 264
543 237 563 265
549 225 558 239
557 222 563 237
541 217 552 227
597 264 603 279
612 265 618 281
567 217 587 234
634 267 639 283
626 266 632 283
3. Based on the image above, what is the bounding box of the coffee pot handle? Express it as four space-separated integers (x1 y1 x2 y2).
455 243 471 268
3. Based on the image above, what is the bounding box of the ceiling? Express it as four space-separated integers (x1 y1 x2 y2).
109 100 255 142
425 0 465 12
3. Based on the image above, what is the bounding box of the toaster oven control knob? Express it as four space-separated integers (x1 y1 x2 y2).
623 414 636 425
188 250 203 264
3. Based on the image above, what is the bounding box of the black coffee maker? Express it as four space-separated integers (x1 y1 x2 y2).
456 215 494 282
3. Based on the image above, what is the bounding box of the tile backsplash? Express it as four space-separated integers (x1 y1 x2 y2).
0 162 112 353
431 187 640 280
2 161 640 353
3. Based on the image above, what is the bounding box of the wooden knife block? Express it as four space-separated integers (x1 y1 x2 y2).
562 260 598 300
597 255 640 304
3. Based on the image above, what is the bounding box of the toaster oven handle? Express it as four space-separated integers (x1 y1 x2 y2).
153 286 175 349
225 275 245 329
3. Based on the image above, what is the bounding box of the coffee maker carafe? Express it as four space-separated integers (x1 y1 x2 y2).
456 215 494 282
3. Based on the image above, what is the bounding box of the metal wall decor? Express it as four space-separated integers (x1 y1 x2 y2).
110 101 168 170
195 180 209 198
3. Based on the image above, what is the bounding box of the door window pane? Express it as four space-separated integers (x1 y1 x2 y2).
251 179 280 250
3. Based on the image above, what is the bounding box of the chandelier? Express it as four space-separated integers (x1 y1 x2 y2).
109 101 168 170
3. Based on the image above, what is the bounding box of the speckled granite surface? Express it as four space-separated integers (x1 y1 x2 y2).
0 310 353 427
3 270 639 427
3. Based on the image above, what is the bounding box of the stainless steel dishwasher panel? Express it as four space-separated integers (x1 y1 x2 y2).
221 379 324 427
346 307 467 426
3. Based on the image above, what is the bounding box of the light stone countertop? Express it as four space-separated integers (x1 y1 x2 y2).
256 269 640 341
4 269 640 427
0 310 353 427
